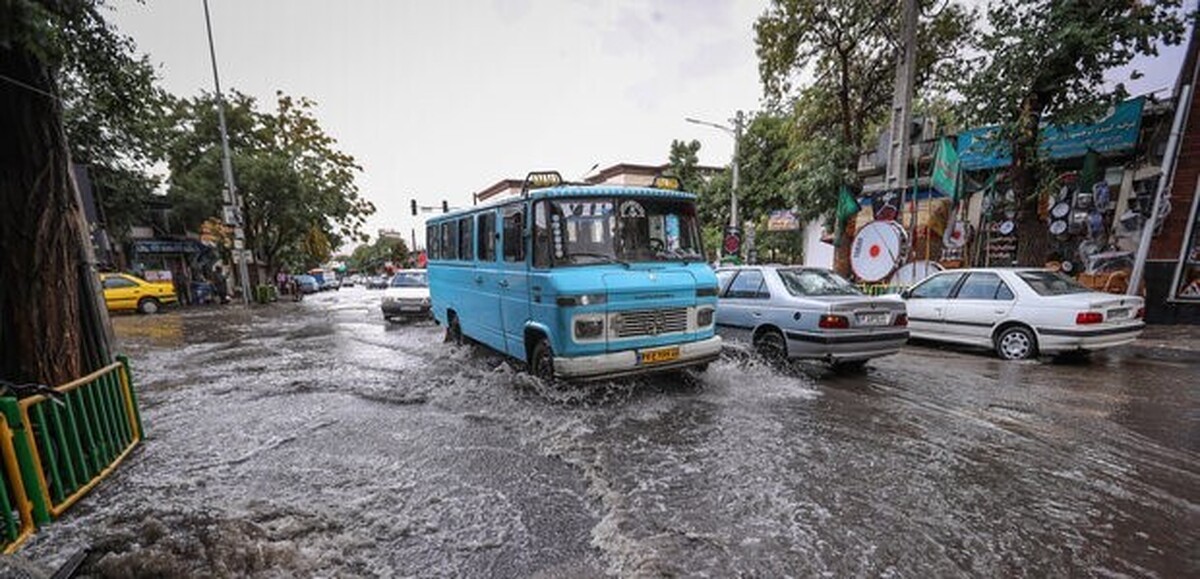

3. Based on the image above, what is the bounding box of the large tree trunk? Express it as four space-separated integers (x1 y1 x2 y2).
0 39 104 387
1011 94 1050 266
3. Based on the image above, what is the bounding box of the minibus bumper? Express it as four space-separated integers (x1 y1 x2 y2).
554 336 723 381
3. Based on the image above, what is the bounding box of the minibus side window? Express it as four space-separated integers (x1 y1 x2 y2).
426 225 439 259
478 212 496 262
458 217 474 261
441 221 458 260
533 201 550 268
503 206 525 263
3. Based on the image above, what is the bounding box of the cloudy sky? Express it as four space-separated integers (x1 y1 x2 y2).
108 0 1188 250
110 0 765 248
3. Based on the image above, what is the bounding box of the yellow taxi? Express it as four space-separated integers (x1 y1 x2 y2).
99 273 178 314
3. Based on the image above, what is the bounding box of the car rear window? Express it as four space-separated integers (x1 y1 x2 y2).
778 268 861 296
1016 271 1089 296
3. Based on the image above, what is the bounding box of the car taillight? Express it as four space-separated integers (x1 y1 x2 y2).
1135 307 1145 319
1075 312 1103 325
819 314 850 329
893 313 908 327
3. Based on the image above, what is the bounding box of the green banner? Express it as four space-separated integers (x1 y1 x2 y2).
932 137 960 201
833 186 860 246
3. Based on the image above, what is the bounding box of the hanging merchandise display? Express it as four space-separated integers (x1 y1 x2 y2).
851 221 909 282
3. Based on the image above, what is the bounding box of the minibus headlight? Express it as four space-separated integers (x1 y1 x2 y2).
574 318 605 339
697 307 714 327
557 293 607 307
696 286 718 298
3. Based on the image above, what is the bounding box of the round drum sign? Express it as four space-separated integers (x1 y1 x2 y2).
892 260 943 285
851 221 907 282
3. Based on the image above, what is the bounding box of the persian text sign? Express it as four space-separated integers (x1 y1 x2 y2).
958 98 1144 171
767 210 800 231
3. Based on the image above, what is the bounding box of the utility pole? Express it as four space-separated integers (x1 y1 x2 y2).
203 0 251 304
885 0 919 246
686 110 745 260
731 110 744 231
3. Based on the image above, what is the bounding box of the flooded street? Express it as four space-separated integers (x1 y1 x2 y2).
20 287 1199 577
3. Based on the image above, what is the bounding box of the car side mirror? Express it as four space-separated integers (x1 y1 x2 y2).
899 288 913 299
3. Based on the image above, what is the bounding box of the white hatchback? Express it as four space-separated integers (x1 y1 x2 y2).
901 268 1145 360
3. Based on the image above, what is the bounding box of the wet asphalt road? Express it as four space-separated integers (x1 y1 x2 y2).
19 287 1200 577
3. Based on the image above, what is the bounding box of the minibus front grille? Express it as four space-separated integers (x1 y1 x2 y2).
613 307 688 338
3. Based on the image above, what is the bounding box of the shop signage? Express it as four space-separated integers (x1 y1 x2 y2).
767 210 800 231
958 97 1145 171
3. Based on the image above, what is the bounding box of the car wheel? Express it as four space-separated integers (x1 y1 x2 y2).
753 329 788 363
995 326 1037 360
529 337 556 383
137 297 160 315
444 313 463 345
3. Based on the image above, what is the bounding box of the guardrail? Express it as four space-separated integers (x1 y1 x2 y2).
0 355 143 553
0 414 35 554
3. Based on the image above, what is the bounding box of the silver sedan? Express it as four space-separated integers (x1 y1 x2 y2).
714 266 909 369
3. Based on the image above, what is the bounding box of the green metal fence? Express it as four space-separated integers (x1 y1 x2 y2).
0 354 143 553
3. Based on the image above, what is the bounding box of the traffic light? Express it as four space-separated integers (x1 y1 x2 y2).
442 200 449 213
411 199 418 216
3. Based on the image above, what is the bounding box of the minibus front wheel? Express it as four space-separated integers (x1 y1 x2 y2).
529 337 556 383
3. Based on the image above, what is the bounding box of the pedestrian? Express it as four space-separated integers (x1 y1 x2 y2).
212 266 230 304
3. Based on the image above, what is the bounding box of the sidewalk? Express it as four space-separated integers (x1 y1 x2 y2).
1125 324 1200 362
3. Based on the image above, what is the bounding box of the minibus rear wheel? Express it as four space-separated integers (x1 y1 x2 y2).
445 312 463 345
529 338 556 383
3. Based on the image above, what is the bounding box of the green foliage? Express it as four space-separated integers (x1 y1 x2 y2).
667 139 704 194
348 236 410 272
162 90 376 271
2 1 169 244
755 0 975 149
956 0 1188 130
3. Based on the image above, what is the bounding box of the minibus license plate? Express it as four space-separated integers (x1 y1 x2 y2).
639 346 680 365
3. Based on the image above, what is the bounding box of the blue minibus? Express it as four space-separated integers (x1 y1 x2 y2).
426 171 722 381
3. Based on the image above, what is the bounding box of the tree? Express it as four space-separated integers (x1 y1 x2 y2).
955 0 1187 265
755 0 974 151
163 90 375 275
348 237 409 273
1 0 120 387
755 0 974 272
56 11 168 248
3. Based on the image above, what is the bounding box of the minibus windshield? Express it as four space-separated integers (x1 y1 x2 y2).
539 197 704 266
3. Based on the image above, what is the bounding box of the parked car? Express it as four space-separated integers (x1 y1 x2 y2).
381 270 431 321
321 277 341 291
100 273 178 314
900 268 1145 360
714 265 908 369
293 274 320 294
366 275 389 289
340 276 355 287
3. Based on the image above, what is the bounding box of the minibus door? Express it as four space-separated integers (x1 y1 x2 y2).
473 210 506 352
499 204 531 358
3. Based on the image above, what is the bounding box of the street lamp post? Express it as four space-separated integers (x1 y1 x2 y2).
203 0 251 304
686 111 745 257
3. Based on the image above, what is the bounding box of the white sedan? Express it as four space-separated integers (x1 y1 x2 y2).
900 268 1145 360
